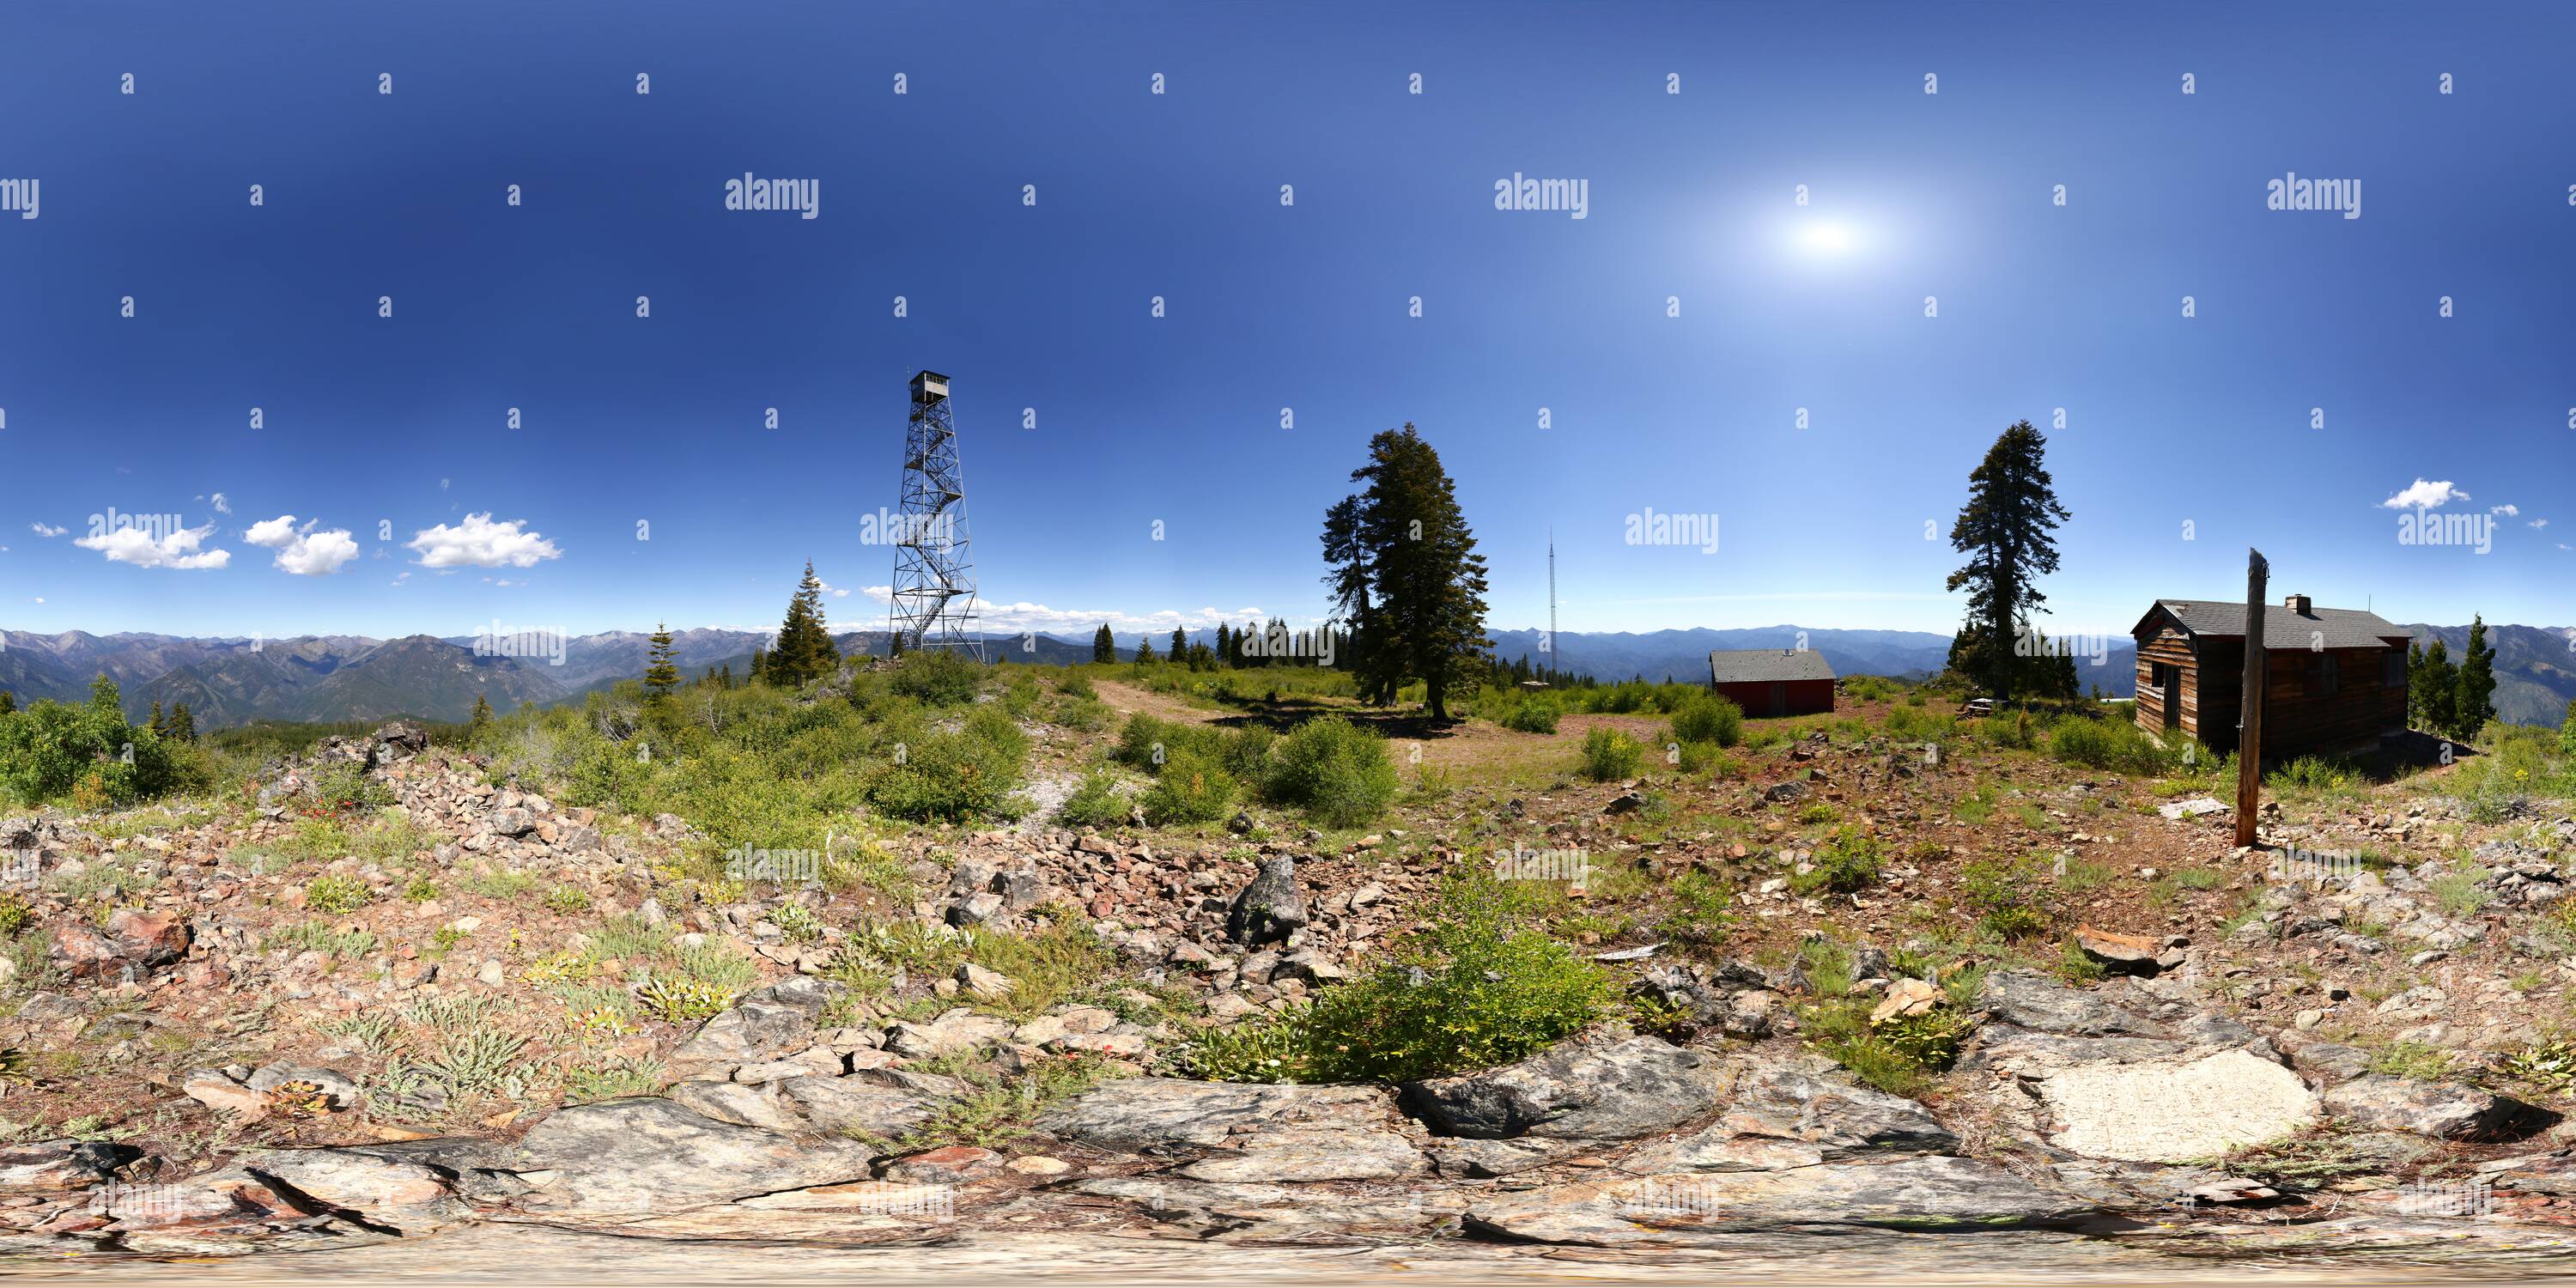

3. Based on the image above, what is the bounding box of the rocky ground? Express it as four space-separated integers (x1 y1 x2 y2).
6 698 2576 1277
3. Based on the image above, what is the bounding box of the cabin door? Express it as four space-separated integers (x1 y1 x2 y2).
1768 683 1788 717
2162 669 2181 730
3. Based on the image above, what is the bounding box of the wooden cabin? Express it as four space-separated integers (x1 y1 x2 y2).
1708 648 1837 717
2131 594 2409 757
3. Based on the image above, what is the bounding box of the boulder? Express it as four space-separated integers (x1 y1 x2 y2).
0 1139 137 1194
1225 856 1309 946
231 1148 471 1234
52 907 191 978
2321 1076 2555 1141
1402 1034 1725 1141
1174 1126 1426 1182
779 1076 941 1139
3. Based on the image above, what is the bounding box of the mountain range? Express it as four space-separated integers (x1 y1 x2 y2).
0 622 2563 732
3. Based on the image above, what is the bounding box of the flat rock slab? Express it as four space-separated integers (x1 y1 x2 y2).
501 1097 878 1215
1467 1157 2091 1242
2040 1048 2318 1163
1980 970 2171 1038
1037 1078 1404 1156
1402 1035 1725 1140
1174 1125 1426 1182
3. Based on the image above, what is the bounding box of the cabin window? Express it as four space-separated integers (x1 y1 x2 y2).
2308 654 2339 696
2383 651 2405 689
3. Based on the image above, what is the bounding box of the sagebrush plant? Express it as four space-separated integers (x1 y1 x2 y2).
1577 726 1643 781
1500 700 1558 734
1296 872 1612 1083
1959 852 2056 940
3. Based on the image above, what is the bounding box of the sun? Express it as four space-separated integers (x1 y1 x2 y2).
1800 222 1854 255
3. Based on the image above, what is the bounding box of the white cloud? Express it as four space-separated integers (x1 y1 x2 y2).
243 513 357 574
405 513 562 568
2381 479 2470 509
244 514 300 546
74 523 230 569
275 529 358 576
2533 519 2551 530
29 523 65 538
210 492 231 515
2492 503 2520 517
391 572 412 586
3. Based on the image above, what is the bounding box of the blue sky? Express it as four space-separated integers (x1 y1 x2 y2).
3 0 2572 647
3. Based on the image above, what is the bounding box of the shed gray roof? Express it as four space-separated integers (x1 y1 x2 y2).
1708 648 1838 683
2137 599 2407 650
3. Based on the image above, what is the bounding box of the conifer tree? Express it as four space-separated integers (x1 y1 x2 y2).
1091 623 1115 664
1944 420 2071 705
770 562 840 687
1170 627 1188 660
2455 616 2498 738
1135 637 1157 665
170 702 195 742
2412 637 2457 736
2561 698 2576 757
148 700 167 737
1322 423 1492 720
1213 623 1230 667
643 622 682 698
749 647 769 685
2 689 18 714
468 693 494 740
719 664 735 690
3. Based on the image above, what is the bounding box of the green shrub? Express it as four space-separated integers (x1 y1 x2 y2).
0 677 197 808
865 706 1028 823
1140 749 1236 826
1790 826 1883 894
1577 726 1643 781
1055 670 1097 700
1056 770 1133 829
2047 715 2188 776
1300 872 1612 1083
1668 696 1744 749
887 649 983 707
1500 701 1559 734
303 874 372 914
1261 716 1398 827
542 884 593 914
1960 852 2056 939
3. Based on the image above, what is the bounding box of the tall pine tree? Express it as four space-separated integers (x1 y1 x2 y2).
2411 636 2457 736
1945 420 2071 705
2455 616 2498 738
169 702 195 742
1213 623 1230 667
643 623 681 698
770 562 840 687
147 700 167 738
1324 423 1491 720
1170 627 1188 660
0 690 14 715
1134 636 1157 665
1091 623 1115 664
469 693 494 739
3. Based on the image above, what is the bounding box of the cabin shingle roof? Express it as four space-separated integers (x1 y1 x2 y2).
1707 648 1838 683
2140 600 2407 651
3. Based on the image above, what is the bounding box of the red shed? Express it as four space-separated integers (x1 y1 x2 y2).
1708 648 1837 717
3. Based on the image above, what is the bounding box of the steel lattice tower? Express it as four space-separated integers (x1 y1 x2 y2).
889 370 985 660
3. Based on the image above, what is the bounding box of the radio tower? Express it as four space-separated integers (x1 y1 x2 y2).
889 369 985 660
1546 528 1559 682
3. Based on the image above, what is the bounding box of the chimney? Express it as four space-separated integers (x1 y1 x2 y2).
2284 592 2312 614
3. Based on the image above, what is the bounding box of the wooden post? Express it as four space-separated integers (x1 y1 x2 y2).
2235 549 2268 848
